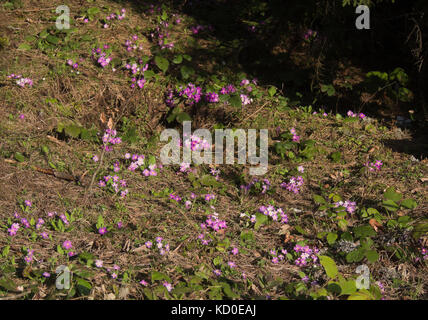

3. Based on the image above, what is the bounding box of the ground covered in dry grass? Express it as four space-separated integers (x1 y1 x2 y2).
0 0 427 300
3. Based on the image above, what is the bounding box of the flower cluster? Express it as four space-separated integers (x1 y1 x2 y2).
124 34 144 52
258 205 288 224
347 110 366 119
103 8 126 28
142 164 160 176
24 249 35 264
201 213 227 232
66 59 79 69
98 174 128 198
190 24 213 34
240 94 252 106
293 244 319 267
205 92 219 103
102 128 122 151
241 178 271 194
280 176 304 194
421 248 428 260
197 232 212 245
125 153 145 171
240 79 254 93
365 160 383 172
270 248 288 264
289 127 300 142
204 194 216 202
92 47 112 68
183 134 211 151
147 237 171 255
177 83 203 105
150 21 174 50
334 200 357 214
210 167 220 180
8 223 20 236
165 89 175 107
303 29 317 41
169 194 182 202
106 264 121 279
8 74 33 87
126 61 148 89
220 84 236 95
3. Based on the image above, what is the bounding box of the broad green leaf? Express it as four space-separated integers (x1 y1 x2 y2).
401 198 417 210
155 56 169 73
151 271 171 282
18 43 31 50
338 279 357 296
382 199 399 212
229 94 242 108
348 289 375 300
172 55 183 64
346 248 365 263
76 278 92 295
319 255 338 279
14 152 25 162
180 65 194 79
365 249 379 263
268 86 276 97
383 187 402 202
313 195 326 204
327 232 338 245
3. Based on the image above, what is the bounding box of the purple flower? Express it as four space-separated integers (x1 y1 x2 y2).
62 240 72 250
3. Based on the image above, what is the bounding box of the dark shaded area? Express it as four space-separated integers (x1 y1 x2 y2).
113 0 427 157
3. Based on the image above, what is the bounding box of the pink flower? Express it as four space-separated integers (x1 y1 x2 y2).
163 281 173 292
62 240 72 250
140 279 148 286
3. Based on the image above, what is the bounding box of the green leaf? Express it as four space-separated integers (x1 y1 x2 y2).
326 282 341 294
175 112 192 123
254 212 268 230
151 271 171 282
183 54 192 61
327 232 338 245
382 199 399 212
14 152 25 162
365 249 379 263
346 248 365 263
353 225 376 238
17 43 31 50
64 124 81 138
144 70 155 81
46 35 60 45
347 289 375 300
319 255 338 279
412 220 428 239
221 282 238 298
313 194 326 204
384 187 402 202
76 278 92 296
229 94 242 108
338 279 357 296
268 86 276 97
330 151 342 163
180 65 194 79
155 56 169 73
87 7 100 15
401 199 417 210
172 55 183 64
